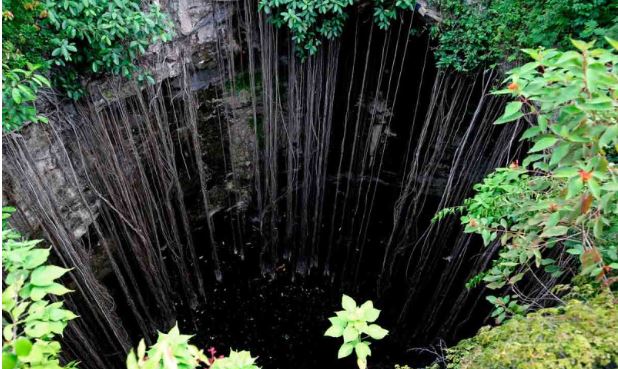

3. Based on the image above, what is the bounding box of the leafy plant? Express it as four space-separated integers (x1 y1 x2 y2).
44 0 172 96
434 39 618 319
2 0 55 70
431 0 618 71
2 206 78 369
324 295 389 369
210 350 260 369
126 325 260 369
2 63 51 132
126 324 209 369
258 0 415 58
1 0 173 131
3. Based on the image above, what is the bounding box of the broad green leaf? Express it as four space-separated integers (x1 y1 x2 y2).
25 322 52 338
549 143 570 166
343 325 358 343
529 136 558 152
30 266 69 286
14 337 33 357
341 294 356 311
2 353 17 369
553 167 578 178
24 248 51 269
354 341 371 359
540 226 568 238
365 324 388 340
362 306 380 323
11 88 22 104
588 178 601 199
605 37 618 51
337 343 354 358
325 325 344 337
329 316 346 328
599 125 618 148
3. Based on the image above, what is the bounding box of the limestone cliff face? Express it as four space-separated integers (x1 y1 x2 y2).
2 0 252 243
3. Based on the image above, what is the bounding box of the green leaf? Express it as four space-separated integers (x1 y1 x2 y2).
362 306 380 323
588 178 601 199
30 265 70 286
365 324 388 340
495 101 524 125
24 248 51 269
540 226 568 238
605 37 618 51
343 325 358 343
553 167 579 178
2 353 17 369
14 338 33 357
11 88 22 104
337 343 354 358
529 136 558 152
599 125 618 148
329 316 346 328
549 143 570 166
341 294 356 311
355 341 371 360
325 325 344 337
25 322 52 338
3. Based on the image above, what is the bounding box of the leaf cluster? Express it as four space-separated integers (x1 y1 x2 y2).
126 325 260 369
2 64 51 132
1 0 173 131
324 295 389 369
431 0 618 71
2 207 78 369
258 0 415 58
435 40 618 319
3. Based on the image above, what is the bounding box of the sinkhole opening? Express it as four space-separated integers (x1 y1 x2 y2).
72 9 507 369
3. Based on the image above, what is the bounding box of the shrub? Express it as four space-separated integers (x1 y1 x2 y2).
44 0 174 98
434 39 618 320
431 0 618 71
1 0 174 131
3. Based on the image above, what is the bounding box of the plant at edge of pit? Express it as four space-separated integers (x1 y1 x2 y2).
325 295 389 369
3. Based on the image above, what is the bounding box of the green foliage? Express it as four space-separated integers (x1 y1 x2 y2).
2 0 54 69
126 325 260 369
210 350 260 369
44 0 172 96
126 325 209 369
435 40 618 319
2 207 78 369
258 0 415 58
324 295 389 369
443 293 618 369
2 0 173 131
2 63 51 131
431 0 618 71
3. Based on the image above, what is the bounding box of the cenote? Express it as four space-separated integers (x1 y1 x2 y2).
3 0 616 369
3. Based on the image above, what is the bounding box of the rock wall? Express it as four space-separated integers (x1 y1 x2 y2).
2 0 252 240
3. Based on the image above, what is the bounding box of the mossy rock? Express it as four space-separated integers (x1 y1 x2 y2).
445 294 618 369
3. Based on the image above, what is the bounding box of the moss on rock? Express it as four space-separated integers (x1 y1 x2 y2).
444 294 618 369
